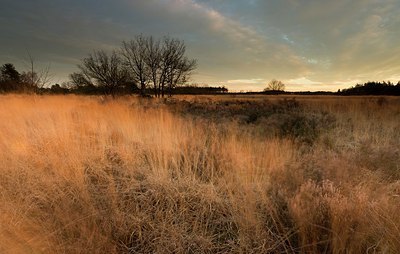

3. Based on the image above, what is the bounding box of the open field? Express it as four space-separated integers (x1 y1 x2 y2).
1 94 400 253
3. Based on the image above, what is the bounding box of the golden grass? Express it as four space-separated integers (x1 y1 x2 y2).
0 94 399 253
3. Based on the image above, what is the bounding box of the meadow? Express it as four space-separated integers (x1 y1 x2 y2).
0 94 399 253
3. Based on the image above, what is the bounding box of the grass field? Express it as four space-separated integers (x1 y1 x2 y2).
1 94 399 253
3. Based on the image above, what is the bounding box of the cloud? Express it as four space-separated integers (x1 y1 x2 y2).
1 0 399 89
285 77 322 86
333 79 362 86
227 79 266 84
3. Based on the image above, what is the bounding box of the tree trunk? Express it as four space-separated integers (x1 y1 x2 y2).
140 82 146 96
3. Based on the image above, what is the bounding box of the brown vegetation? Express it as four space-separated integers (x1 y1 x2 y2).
0 95 399 253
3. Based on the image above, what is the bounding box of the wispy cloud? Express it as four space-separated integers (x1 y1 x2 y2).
285 77 322 86
227 79 266 84
165 0 267 53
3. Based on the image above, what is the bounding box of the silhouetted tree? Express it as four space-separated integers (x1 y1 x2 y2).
0 63 21 92
144 36 162 97
22 52 52 91
0 63 48 93
20 71 49 92
69 72 94 88
142 35 196 97
160 37 197 97
77 50 131 95
70 35 196 97
121 35 149 96
264 79 285 92
0 63 20 83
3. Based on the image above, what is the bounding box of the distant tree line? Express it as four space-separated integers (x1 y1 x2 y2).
173 85 228 94
0 61 227 95
338 81 400 96
261 79 400 96
0 61 228 96
2 46 400 97
43 83 228 95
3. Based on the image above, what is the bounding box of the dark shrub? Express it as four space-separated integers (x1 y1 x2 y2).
278 112 336 144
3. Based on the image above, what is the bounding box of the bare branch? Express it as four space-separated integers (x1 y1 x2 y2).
77 50 130 95
265 79 285 92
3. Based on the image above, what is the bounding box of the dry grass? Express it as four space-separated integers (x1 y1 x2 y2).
0 94 399 253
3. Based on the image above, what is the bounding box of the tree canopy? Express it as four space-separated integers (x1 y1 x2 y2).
264 79 285 93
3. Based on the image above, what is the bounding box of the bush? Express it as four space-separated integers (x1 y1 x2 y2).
277 111 336 144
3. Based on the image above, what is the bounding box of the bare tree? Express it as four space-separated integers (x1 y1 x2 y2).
159 37 183 97
21 51 52 91
69 72 93 88
70 35 196 97
264 79 285 92
144 36 162 97
78 50 130 95
162 37 196 97
20 67 51 90
144 36 196 97
166 56 197 97
121 35 148 96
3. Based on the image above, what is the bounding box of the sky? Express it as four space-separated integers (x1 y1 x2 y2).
0 0 399 92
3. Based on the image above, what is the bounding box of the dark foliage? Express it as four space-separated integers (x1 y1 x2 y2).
37 82 140 96
261 90 286 95
48 84 69 94
339 81 400 96
1 63 20 83
0 63 37 93
166 98 336 144
172 86 228 94
0 63 21 92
